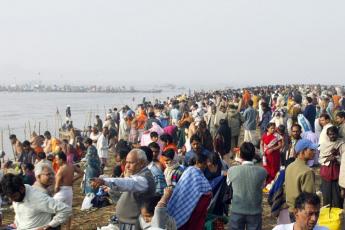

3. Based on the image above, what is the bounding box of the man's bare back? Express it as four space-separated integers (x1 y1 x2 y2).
57 164 74 187
53 152 83 230
55 163 83 191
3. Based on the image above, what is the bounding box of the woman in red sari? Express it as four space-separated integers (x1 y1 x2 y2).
260 122 282 184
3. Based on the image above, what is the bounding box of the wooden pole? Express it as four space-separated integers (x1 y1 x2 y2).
88 111 92 127
1 129 3 149
28 120 32 138
54 116 57 137
57 108 63 130
33 121 37 133
24 123 27 139
1 129 4 163
8 125 16 161
83 111 88 131
38 122 41 135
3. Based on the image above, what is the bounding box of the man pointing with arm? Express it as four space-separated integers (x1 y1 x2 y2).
91 149 156 230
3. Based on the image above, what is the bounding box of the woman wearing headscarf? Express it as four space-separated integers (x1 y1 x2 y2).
177 112 193 150
319 126 344 208
83 138 101 194
195 120 213 152
261 123 282 184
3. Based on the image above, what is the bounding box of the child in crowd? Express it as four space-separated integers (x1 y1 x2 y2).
113 140 131 177
148 142 164 171
21 163 36 185
138 188 176 230
161 149 184 188
150 132 159 143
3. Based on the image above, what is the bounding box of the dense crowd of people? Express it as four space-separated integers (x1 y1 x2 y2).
1 84 345 230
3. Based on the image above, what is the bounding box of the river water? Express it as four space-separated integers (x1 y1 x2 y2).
0 89 186 160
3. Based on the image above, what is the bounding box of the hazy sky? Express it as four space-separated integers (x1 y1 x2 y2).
0 0 344 88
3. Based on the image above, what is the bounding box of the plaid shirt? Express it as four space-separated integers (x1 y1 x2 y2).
167 166 211 228
170 165 184 187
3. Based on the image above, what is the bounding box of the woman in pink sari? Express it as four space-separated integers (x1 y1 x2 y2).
261 122 282 184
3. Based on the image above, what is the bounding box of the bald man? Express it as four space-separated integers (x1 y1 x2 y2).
91 149 156 230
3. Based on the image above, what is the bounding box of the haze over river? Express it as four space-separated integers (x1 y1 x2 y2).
0 90 186 160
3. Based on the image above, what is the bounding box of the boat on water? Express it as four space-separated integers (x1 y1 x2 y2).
136 89 162 93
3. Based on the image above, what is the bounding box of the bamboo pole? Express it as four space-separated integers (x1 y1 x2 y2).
83 111 88 131
8 125 16 161
82 109 90 136
1 130 3 149
55 108 60 137
88 111 92 127
24 123 27 139
1 129 4 163
28 120 32 138
38 122 41 135
33 121 37 133
54 116 57 137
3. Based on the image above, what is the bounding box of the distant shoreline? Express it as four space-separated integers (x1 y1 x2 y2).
0 89 164 93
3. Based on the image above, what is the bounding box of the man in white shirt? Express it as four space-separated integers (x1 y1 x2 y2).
97 126 109 172
118 116 129 141
318 113 333 146
169 104 181 126
89 126 101 145
1 173 72 230
273 192 328 230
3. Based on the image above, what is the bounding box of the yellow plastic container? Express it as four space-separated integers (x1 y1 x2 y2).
318 207 343 230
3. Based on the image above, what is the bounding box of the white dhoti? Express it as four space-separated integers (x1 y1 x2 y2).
54 186 73 207
244 130 257 145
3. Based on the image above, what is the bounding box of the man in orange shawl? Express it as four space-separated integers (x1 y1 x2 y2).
136 105 148 142
242 89 252 109
43 131 61 173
